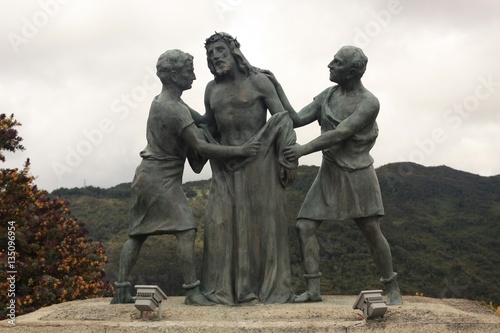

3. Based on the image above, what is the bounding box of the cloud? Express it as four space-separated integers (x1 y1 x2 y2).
1 0 499 191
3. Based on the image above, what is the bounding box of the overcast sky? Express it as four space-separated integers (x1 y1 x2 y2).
2 0 499 192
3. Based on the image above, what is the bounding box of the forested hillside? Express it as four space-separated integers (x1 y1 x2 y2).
51 162 500 307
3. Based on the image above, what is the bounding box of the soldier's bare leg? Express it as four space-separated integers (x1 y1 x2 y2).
111 235 147 304
354 216 403 305
175 229 215 306
294 218 323 302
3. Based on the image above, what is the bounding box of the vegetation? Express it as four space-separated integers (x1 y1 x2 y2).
50 161 500 311
0 114 110 320
3 113 497 317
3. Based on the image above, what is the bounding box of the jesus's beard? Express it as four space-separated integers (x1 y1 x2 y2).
214 61 231 77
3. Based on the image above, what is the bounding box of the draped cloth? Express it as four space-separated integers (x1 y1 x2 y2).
201 112 297 305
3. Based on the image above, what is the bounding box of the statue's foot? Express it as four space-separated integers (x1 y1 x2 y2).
293 291 322 303
386 286 403 306
380 273 403 306
185 292 216 306
110 283 135 304
110 294 135 304
380 273 403 305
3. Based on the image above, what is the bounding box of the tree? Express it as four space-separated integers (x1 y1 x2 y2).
0 114 110 320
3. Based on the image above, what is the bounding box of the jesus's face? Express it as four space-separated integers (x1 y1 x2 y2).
207 41 235 78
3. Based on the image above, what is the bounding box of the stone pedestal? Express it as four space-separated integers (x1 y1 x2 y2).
3 296 499 332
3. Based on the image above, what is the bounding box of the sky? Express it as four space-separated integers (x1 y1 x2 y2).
1 0 500 192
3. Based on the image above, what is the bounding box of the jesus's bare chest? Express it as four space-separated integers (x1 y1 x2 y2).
208 82 267 144
209 83 266 124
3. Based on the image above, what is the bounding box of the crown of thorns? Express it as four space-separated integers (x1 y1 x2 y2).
204 32 240 49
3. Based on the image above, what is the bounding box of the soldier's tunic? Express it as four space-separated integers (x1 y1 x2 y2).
298 86 385 221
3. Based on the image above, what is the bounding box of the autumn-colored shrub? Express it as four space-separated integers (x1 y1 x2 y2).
0 114 110 320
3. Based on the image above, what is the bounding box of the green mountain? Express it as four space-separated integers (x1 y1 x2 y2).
51 162 500 306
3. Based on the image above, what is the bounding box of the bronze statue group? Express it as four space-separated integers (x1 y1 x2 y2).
111 32 403 307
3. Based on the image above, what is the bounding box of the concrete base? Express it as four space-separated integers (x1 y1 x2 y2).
2 296 499 332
